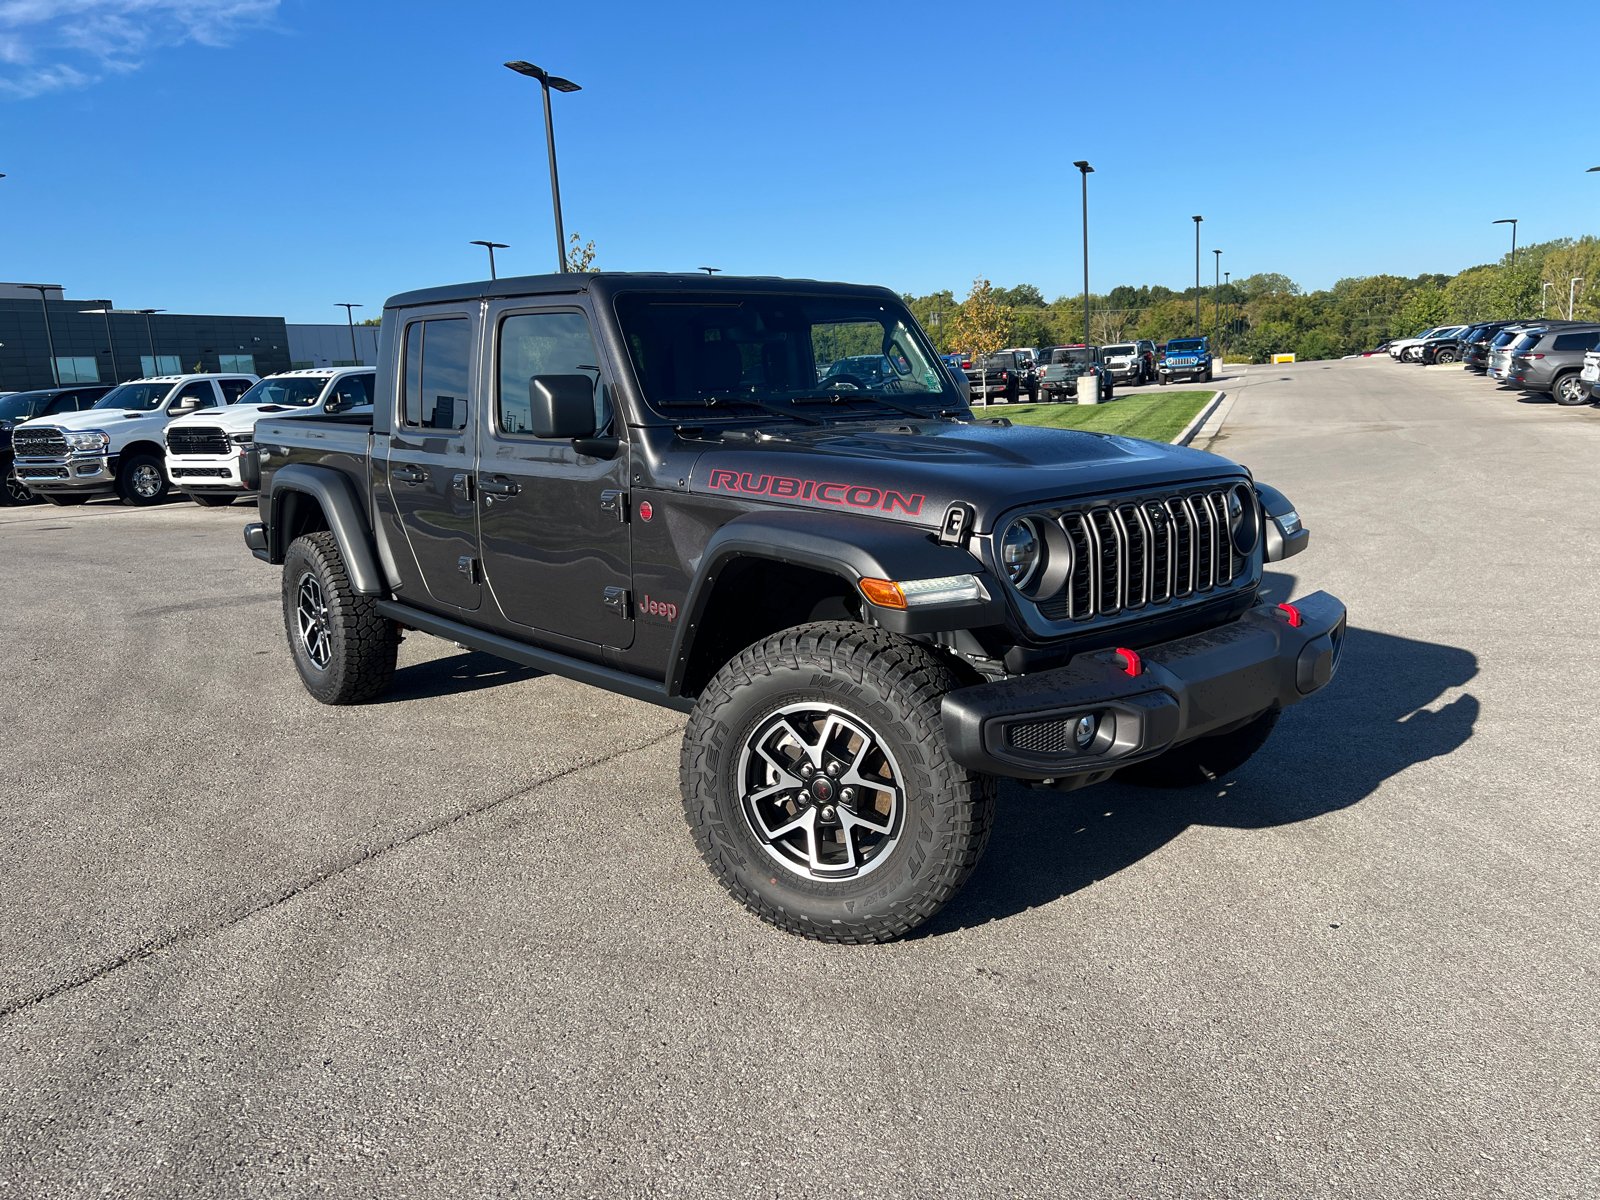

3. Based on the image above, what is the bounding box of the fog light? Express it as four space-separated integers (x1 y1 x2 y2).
1074 714 1098 749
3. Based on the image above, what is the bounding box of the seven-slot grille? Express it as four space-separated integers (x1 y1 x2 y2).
1036 486 1249 623
12 427 68 457
166 426 230 456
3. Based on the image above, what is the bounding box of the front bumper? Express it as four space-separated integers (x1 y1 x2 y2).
165 449 259 492
12 453 117 493
941 591 1346 783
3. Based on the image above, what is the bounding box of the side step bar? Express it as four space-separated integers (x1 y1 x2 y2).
375 600 695 714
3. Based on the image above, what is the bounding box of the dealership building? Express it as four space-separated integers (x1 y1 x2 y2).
0 283 382 393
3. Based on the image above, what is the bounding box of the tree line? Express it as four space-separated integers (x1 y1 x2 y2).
906 236 1600 362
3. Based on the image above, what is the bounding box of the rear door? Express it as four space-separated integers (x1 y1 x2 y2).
475 302 633 649
386 308 482 612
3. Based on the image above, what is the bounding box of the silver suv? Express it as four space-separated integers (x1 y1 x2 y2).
1507 325 1600 404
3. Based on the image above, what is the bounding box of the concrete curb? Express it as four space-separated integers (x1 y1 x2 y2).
1172 390 1227 446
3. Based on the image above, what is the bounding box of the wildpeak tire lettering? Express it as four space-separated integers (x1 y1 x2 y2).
705 469 924 516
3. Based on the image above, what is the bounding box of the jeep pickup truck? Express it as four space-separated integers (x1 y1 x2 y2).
1038 345 1113 401
244 272 1344 944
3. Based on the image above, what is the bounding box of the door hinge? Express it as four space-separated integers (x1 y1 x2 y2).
457 556 481 583
602 586 630 617
938 501 975 546
452 472 474 500
600 489 628 522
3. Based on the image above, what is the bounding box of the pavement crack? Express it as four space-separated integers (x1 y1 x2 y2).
0 727 681 1024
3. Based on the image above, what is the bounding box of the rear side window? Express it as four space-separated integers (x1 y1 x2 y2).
327 373 375 411
402 318 472 431
1552 331 1600 352
1510 334 1543 355
218 378 254 403
171 380 218 409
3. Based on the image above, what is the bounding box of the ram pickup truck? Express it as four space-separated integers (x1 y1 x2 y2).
12 373 258 506
164 367 376 506
244 272 1344 944
1158 337 1214 384
0 384 114 504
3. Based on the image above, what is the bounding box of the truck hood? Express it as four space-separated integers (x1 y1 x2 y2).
166 403 295 434
664 419 1244 534
17 408 166 434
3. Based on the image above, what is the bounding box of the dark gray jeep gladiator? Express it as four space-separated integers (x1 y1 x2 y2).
244 272 1344 943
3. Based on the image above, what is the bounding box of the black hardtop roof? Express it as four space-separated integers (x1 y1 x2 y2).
384 271 902 312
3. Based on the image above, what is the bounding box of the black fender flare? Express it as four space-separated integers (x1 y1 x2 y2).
663 508 1003 697
269 463 385 595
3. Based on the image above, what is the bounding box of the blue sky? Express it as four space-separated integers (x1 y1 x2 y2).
3 0 1598 322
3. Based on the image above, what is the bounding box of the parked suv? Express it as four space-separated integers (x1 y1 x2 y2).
1039 345 1113 400
1389 326 1468 363
1461 321 1522 373
1581 347 1600 402
165 368 377 506
242 271 1342 944
1159 337 1214 384
0 384 115 504
1487 324 1555 381
1508 325 1600 403
10 373 258 506
966 350 1037 402
1101 340 1157 385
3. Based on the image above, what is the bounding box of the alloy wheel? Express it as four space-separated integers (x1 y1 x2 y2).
295 572 332 669
131 463 163 498
1555 375 1588 405
4 469 34 505
736 702 906 881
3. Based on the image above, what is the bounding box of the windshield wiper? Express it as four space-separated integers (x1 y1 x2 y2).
789 393 963 421
656 396 825 426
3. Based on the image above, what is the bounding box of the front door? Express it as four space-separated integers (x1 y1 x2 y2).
476 304 632 648
386 311 481 612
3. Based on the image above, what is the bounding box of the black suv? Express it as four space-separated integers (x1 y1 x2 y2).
0 384 115 503
243 272 1344 943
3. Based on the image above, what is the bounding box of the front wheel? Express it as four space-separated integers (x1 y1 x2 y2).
1553 372 1589 406
1158 375 1169 386
117 453 169 506
1435 348 1458 364
1115 709 1280 788
680 622 996 943
4 468 39 505
281 531 400 704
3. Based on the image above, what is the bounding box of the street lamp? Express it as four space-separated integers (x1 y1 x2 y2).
1213 249 1222 346
505 61 582 273
335 303 363 365
79 303 120 382
1571 277 1585 321
1542 281 1552 315
20 284 61 386
470 240 510 280
133 310 165 375
1192 216 1203 334
699 267 721 275
1493 218 1518 267
1073 161 1093 351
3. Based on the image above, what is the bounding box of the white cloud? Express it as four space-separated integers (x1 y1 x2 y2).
0 0 277 97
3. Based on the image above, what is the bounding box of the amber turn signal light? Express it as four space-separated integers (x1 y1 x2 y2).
858 578 906 609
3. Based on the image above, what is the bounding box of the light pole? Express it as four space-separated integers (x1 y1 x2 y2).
1192 216 1203 334
470 240 510 280
1571 277 1585 320
1213 249 1222 346
505 61 581 273
134 310 165 375
79 303 119 382
1493 218 1518 267
1542 281 1552 315
335 303 363 365
21 284 60 386
1224 271 1231 352
1073 161 1093 350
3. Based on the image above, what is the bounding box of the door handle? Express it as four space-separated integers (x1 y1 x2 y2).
391 465 426 485
479 477 520 497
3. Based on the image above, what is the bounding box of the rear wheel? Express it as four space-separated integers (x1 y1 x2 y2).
42 493 90 506
281 531 400 705
681 621 996 943
1115 709 1280 788
1553 372 1589 406
117 453 169 506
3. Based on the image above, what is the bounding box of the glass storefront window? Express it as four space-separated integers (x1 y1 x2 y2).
140 355 182 377
218 354 256 373
54 357 100 384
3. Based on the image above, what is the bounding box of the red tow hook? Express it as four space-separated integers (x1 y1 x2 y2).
1112 647 1142 677
1274 603 1304 627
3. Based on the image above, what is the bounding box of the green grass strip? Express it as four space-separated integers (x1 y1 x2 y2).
992 390 1214 443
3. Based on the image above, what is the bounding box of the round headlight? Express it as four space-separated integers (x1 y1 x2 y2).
1001 518 1042 588
1228 484 1258 554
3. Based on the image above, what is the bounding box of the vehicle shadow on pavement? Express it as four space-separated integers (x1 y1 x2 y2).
382 649 545 702
919 578 1481 937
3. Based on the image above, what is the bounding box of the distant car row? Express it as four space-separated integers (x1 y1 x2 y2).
0 367 375 507
1378 319 1600 405
935 336 1215 404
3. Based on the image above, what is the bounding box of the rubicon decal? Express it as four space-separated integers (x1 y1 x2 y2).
640 594 678 623
706 469 924 515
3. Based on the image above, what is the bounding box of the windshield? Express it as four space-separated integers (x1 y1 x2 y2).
0 391 51 421
1167 339 1205 352
93 382 177 411
1103 344 1134 356
614 291 962 420
236 376 328 407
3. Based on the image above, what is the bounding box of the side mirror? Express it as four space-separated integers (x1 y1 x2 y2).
528 374 596 439
324 394 345 414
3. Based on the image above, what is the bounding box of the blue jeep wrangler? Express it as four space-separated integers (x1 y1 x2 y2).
1159 336 1214 385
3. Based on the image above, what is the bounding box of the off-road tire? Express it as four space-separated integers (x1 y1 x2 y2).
187 493 234 507
1115 708 1280 788
281 531 399 705
1158 374 1169 386
117 452 169 506
1553 372 1589 406
42 493 90 506
680 621 996 943
4 469 40 505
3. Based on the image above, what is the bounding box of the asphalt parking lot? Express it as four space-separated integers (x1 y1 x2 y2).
2 359 1596 1199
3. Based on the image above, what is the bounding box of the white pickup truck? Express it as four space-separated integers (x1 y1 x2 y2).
11 373 257 506
164 367 376 507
